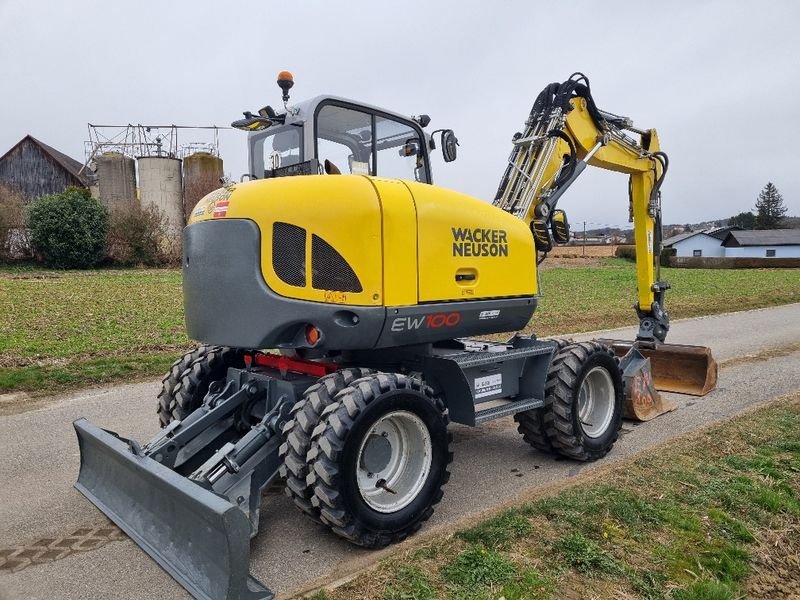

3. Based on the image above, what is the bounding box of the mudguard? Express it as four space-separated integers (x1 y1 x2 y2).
73 418 272 600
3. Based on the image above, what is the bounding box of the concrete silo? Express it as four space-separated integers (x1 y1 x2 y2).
183 152 223 220
137 156 184 230
96 152 136 208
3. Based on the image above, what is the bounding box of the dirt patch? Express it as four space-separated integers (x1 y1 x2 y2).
719 342 800 369
744 523 800 599
547 245 618 258
538 256 609 270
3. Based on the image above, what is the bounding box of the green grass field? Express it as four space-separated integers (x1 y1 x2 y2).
1 260 798 394
312 394 800 600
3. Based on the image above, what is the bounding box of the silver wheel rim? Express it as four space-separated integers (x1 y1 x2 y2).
577 367 615 438
356 410 432 513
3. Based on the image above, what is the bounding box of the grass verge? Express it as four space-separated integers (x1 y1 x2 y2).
1 262 798 394
311 394 800 600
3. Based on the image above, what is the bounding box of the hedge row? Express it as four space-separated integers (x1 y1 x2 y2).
0 186 180 268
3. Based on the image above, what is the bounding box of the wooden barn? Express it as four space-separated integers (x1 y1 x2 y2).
0 135 89 203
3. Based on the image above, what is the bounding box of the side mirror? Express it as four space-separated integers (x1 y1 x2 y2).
441 129 459 162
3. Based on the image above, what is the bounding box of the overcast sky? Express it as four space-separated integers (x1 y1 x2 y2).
1 1 798 228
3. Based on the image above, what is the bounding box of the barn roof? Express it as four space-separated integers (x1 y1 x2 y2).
0 135 90 186
722 229 800 247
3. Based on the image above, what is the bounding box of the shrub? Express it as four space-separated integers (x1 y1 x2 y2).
106 203 181 266
0 184 31 261
614 244 636 261
27 187 108 268
660 246 676 267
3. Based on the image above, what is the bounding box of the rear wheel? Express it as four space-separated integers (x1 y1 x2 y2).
307 373 452 548
156 346 245 426
279 367 374 521
157 346 211 427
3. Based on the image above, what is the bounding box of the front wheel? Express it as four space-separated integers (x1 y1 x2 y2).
518 342 623 461
307 373 452 548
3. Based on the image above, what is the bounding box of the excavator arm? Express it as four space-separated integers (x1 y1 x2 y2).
494 73 670 342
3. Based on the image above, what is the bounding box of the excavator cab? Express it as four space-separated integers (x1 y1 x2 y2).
242 96 438 183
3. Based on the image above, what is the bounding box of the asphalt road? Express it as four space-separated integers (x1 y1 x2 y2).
1 304 799 600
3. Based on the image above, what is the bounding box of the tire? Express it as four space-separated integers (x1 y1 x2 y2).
514 338 573 454
157 345 213 427
157 346 245 426
279 367 374 521
541 341 624 461
307 373 452 548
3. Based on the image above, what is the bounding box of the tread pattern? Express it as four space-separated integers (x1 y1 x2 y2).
544 341 622 461
156 346 244 426
156 346 213 427
514 337 573 453
278 368 374 521
306 373 453 548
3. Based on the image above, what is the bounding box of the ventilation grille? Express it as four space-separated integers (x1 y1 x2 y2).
273 222 306 287
311 234 362 292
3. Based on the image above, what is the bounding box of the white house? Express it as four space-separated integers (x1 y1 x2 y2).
662 226 737 257
721 230 800 258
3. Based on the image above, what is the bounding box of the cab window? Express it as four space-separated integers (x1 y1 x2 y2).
316 105 372 175
375 115 427 182
251 127 301 176
315 103 428 182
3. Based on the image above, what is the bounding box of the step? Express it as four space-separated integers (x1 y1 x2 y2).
446 344 553 370
474 396 545 425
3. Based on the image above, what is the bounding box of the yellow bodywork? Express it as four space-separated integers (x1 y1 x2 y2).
190 176 537 307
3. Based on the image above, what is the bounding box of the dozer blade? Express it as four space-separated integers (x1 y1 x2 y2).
598 339 718 397
73 418 273 600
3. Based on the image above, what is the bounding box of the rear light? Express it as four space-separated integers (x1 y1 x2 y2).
305 324 321 346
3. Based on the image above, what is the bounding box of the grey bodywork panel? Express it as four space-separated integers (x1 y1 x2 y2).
183 219 386 350
377 298 536 348
421 338 557 426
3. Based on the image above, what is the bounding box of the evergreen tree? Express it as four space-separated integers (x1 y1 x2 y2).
727 211 755 229
754 182 787 229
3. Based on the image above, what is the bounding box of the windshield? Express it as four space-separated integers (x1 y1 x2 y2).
251 127 302 177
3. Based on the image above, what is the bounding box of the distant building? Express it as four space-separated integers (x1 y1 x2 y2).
664 227 800 258
0 135 89 203
662 226 741 257
721 230 800 258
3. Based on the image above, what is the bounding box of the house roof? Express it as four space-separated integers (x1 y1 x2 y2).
662 231 710 247
663 225 743 247
705 225 741 240
0 135 90 186
722 229 800 247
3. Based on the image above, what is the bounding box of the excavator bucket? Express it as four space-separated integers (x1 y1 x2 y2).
73 418 273 600
617 347 676 421
598 339 719 397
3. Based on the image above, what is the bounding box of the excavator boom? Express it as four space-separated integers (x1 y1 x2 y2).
494 73 717 407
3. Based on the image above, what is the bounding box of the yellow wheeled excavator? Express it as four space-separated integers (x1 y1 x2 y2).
73 72 717 600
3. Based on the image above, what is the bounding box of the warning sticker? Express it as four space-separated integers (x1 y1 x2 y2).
474 373 502 399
